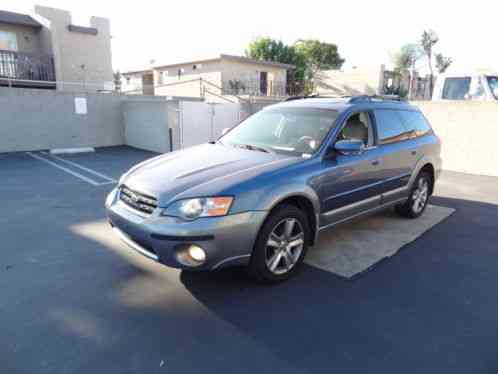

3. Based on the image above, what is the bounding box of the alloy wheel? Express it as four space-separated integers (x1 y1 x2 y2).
265 218 305 275
412 177 429 214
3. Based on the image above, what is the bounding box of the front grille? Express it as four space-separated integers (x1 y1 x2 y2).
119 186 158 215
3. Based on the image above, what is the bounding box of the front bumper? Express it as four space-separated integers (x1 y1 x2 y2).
105 188 267 270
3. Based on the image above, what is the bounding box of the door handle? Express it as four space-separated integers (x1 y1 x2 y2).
371 159 381 166
411 150 417 156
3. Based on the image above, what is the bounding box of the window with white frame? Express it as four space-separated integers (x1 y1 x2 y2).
0 31 18 51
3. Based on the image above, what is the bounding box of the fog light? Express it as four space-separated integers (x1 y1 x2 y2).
188 245 206 262
175 244 206 267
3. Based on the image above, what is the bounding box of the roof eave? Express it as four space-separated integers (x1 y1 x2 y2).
152 54 296 71
220 54 296 69
0 10 42 28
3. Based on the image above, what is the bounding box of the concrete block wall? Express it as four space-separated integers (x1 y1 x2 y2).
413 101 498 177
3 87 496 179
0 87 124 153
0 88 204 155
122 97 171 153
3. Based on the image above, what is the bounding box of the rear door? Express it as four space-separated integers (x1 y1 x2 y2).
372 109 415 203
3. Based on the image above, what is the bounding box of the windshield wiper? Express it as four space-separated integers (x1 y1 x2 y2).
236 143 273 154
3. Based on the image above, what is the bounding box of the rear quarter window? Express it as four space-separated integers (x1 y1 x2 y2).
398 110 432 138
373 109 411 145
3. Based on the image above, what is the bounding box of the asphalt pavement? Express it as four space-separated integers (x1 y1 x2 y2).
1 146 497 374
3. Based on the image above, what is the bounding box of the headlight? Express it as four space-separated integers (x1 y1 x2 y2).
162 197 234 220
105 187 118 208
118 174 126 185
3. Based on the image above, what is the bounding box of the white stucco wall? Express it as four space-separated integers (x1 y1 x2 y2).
0 22 43 54
220 59 287 96
315 67 383 96
154 72 222 99
34 5 113 91
151 58 288 99
121 73 146 94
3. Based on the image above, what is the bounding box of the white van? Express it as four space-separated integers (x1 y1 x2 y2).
432 73 498 101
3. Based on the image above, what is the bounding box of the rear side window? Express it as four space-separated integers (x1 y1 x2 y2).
373 109 410 145
442 77 471 99
398 110 432 138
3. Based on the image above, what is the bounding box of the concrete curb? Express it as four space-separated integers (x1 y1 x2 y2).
50 147 95 155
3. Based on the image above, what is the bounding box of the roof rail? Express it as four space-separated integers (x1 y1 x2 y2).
347 94 403 103
285 94 321 101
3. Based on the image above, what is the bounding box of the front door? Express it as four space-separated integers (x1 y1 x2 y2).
317 111 384 228
260 72 268 95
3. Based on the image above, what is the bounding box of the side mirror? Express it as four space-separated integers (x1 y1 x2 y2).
221 128 231 136
334 139 365 156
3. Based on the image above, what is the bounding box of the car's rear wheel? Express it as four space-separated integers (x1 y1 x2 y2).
248 204 310 283
395 171 431 218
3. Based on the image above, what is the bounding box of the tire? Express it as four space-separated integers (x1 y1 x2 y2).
248 204 310 283
395 171 432 218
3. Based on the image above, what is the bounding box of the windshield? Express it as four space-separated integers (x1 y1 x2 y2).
487 76 498 99
220 107 339 156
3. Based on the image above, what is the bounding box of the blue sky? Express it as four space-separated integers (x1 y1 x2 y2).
5 0 497 74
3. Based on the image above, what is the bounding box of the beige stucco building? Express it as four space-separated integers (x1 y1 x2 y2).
0 6 113 92
121 54 294 102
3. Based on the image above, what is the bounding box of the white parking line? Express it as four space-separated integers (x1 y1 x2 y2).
41 152 117 183
27 152 116 186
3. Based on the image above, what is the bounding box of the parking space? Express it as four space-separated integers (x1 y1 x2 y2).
2 146 498 374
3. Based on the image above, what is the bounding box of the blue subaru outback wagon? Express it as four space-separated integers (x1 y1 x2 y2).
106 95 442 282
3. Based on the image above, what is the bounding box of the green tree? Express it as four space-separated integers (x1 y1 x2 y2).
294 39 345 93
246 37 344 95
435 53 453 74
393 43 422 73
246 37 296 65
392 43 422 99
245 37 306 92
420 29 439 94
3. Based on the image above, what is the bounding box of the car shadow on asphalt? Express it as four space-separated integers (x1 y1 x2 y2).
178 196 498 373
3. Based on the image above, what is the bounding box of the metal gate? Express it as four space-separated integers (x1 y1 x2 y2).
179 102 243 149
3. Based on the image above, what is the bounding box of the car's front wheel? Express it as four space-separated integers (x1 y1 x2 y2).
248 204 310 283
395 171 432 218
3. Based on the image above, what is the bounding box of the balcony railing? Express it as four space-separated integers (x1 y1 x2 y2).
0 49 55 83
222 79 288 97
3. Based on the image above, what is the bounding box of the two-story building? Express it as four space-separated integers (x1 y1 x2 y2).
121 54 295 101
0 5 113 92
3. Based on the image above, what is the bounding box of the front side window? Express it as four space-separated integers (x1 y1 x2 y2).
338 112 374 147
0 31 18 51
220 108 339 156
442 77 471 100
398 110 432 138
487 76 498 100
374 109 411 145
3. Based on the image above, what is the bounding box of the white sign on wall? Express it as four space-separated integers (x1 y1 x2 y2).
74 97 88 115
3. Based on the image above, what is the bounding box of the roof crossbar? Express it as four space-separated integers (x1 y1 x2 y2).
285 94 322 101
346 94 403 103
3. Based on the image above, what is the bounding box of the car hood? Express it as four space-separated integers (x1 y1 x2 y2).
121 143 299 207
